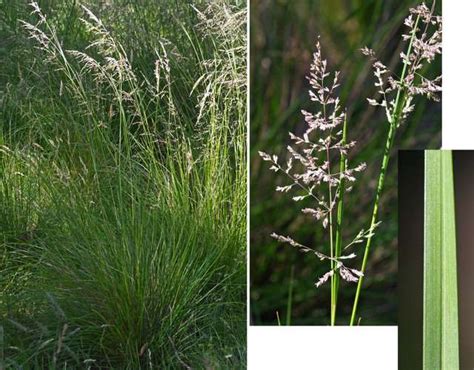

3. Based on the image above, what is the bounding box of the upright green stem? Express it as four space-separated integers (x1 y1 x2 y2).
349 115 396 326
327 144 335 326
320 75 337 326
333 115 347 321
349 15 420 326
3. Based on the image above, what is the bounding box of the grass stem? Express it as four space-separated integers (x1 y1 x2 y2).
286 266 294 326
333 115 347 323
349 15 420 326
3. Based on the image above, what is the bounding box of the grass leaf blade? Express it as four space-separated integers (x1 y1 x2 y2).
423 150 459 370
440 151 459 369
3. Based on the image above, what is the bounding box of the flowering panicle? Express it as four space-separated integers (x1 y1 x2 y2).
20 2 51 52
363 3 442 126
259 39 367 288
22 2 136 86
73 5 136 84
270 233 364 288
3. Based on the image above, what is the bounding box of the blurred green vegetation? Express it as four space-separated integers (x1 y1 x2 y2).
250 0 441 325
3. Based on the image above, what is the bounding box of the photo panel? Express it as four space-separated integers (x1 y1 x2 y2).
399 150 472 369
251 0 441 326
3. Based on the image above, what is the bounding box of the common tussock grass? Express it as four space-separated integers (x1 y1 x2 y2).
1 1 246 368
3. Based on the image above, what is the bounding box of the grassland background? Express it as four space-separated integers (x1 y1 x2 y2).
250 0 441 325
1 0 246 368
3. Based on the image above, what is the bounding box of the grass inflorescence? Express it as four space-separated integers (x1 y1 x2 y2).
258 2 441 325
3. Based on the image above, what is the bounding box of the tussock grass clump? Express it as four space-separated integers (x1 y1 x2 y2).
1 1 246 368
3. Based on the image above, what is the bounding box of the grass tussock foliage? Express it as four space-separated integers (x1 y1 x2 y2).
0 0 246 368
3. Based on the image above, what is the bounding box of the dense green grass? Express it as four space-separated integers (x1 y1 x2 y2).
1 0 246 368
250 0 441 325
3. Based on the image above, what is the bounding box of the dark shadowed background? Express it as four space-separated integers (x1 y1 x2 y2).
398 150 424 369
250 0 442 325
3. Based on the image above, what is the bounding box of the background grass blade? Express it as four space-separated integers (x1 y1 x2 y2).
423 150 459 370
285 266 294 326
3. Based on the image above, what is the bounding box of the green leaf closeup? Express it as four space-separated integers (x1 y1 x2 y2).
423 150 459 370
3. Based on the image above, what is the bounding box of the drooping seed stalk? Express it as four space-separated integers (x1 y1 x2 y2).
333 115 347 322
423 150 459 370
349 15 420 326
